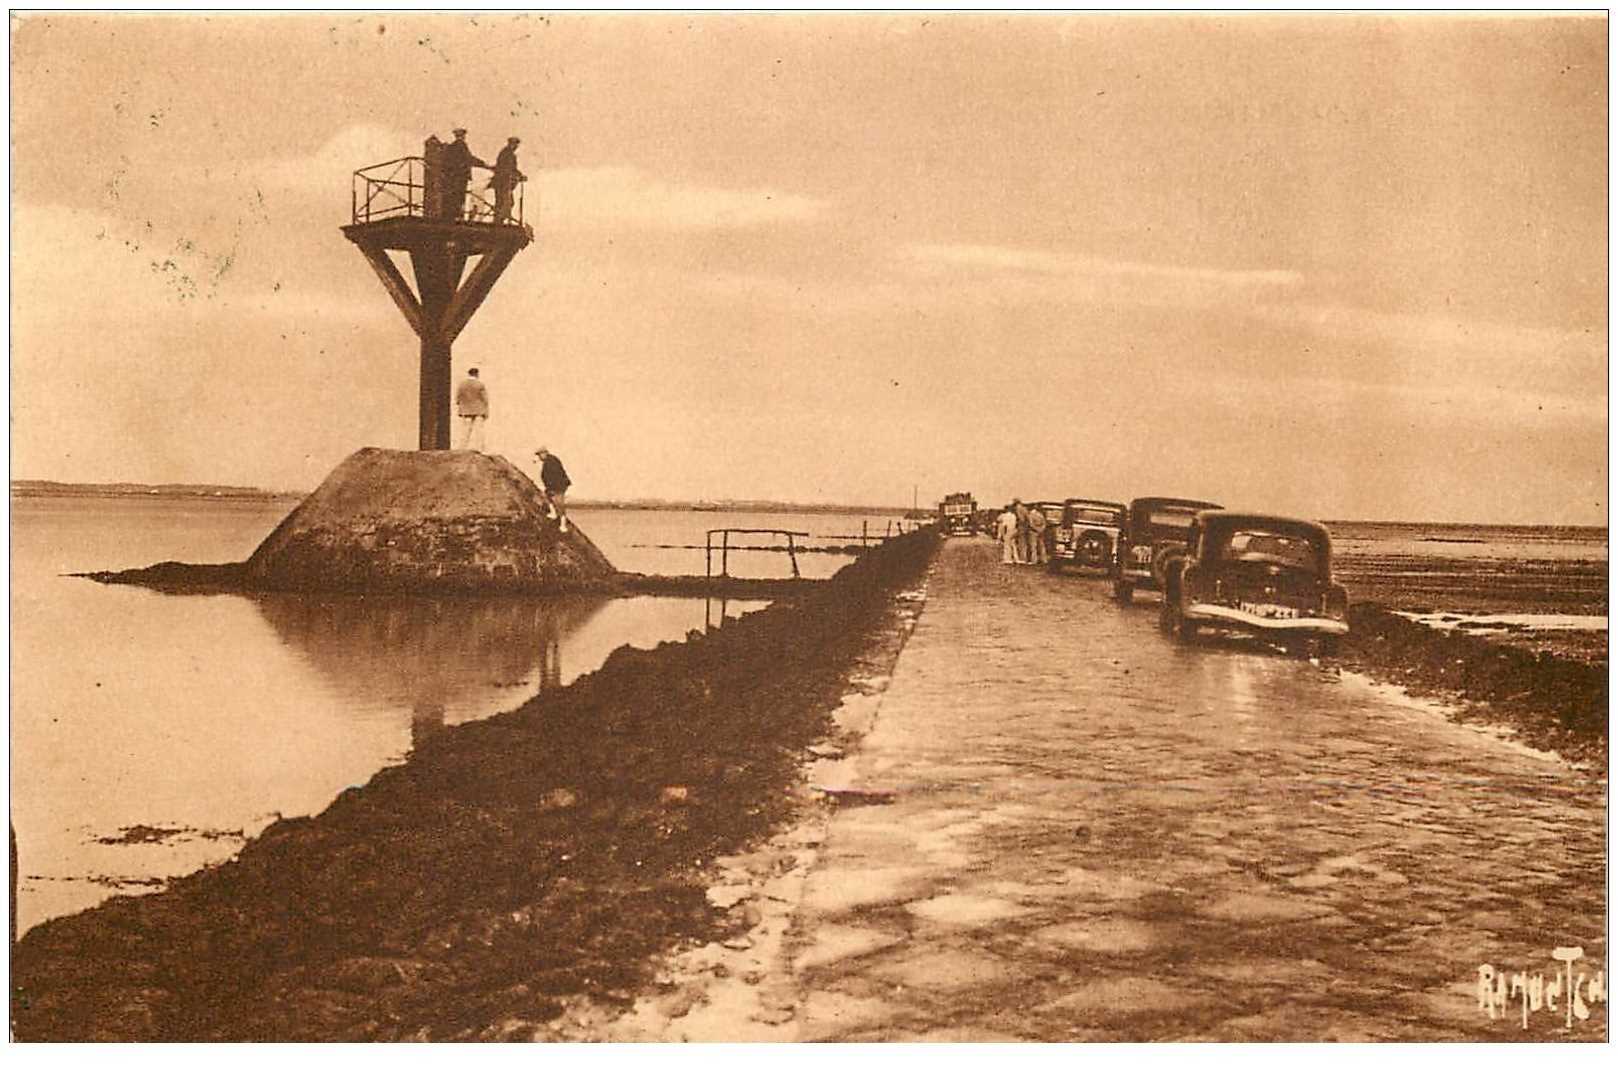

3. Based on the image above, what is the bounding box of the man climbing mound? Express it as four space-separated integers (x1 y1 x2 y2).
534 447 572 532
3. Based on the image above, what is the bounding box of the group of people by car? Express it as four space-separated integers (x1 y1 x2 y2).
993 500 1052 566
453 367 573 532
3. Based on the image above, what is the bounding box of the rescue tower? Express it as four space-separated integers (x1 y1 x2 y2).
341 136 532 450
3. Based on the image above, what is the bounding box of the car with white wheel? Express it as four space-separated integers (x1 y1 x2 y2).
1050 499 1126 573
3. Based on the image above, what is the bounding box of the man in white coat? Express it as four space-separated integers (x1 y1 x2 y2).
995 504 1020 565
454 367 489 451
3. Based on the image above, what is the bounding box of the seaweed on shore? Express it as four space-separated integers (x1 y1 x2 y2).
13 530 938 1042
1341 603 1607 766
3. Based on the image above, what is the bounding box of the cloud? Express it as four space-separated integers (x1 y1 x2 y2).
10 202 386 330
909 243 1303 288
535 166 827 231
902 242 1303 311
255 123 425 201
897 241 1605 399
1266 301 1605 371
1212 367 1605 426
12 203 222 317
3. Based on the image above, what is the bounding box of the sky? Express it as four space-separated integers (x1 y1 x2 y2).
7 12 1608 523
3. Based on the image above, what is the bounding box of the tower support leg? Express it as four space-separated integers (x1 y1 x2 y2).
413 245 458 451
419 337 452 450
343 221 528 454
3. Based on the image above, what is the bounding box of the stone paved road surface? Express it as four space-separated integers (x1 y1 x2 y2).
778 537 1606 1042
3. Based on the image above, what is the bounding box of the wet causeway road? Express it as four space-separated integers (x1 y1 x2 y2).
777 538 1606 1042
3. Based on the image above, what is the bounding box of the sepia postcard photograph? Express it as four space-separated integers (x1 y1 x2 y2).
5 7 1609 1046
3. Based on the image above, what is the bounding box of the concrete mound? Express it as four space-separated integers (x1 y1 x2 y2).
244 448 616 592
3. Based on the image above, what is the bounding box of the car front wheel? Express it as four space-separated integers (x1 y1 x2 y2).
1159 599 1197 641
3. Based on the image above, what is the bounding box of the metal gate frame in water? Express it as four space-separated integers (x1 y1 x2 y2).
704 528 811 581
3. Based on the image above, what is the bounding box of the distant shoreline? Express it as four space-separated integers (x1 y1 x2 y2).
10 481 302 502
9 483 1606 531
8 481 911 516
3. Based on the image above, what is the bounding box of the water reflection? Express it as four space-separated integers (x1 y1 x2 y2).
704 594 749 631
411 700 448 749
252 593 608 748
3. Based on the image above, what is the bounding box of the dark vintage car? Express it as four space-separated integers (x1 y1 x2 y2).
1050 498 1126 572
938 492 978 537
1112 496 1224 601
1159 511 1349 655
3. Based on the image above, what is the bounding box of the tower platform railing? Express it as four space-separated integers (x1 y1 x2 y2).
351 156 527 228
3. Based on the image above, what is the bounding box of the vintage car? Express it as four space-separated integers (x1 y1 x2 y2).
1050 498 1126 572
938 492 978 537
1159 511 1349 654
1112 496 1223 601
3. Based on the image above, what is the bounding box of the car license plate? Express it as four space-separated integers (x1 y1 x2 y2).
1238 601 1298 619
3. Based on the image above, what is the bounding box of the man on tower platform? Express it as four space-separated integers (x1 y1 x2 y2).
442 128 487 220
489 136 526 225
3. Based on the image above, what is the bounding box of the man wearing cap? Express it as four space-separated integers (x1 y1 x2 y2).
442 128 487 221
489 136 527 225
454 367 489 451
1026 500 1049 565
534 448 572 532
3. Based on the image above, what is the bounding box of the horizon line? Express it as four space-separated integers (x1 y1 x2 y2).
8 479 1608 531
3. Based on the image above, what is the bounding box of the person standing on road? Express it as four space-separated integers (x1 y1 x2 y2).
1013 500 1032 565
995 504 1019 564
534 447 572 532
454 367 489 451
1027 503 1049 565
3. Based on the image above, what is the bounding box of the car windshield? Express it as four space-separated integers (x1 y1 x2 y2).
1220 530 1321 570
1068 507 1121 525
1145 508 1198 528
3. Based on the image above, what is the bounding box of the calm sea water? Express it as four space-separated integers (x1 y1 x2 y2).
10 495 906 935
